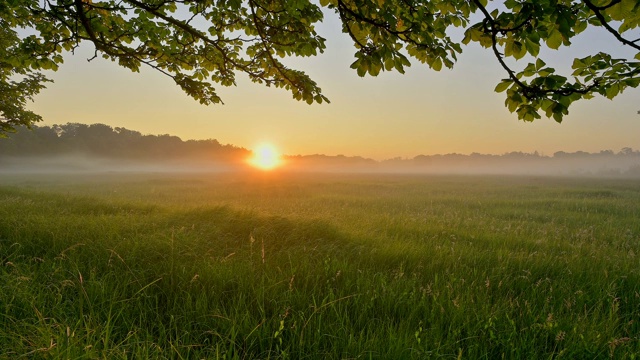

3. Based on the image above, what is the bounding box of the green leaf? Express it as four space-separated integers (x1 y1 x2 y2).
513 41 527 60
368 61 382 76
538 67 556 77
522 63 536 77
605 83 620 99
524 39 540 57
430 57 442 71
546 30 563 49
494 80 512 93
517 105 540 122
574 20 588 34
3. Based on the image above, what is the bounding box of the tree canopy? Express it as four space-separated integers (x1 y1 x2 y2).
2 0 639 134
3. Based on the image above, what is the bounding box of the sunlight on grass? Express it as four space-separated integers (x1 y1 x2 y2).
1 174 639 358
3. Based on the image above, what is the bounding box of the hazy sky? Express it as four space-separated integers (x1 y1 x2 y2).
30 9 640 160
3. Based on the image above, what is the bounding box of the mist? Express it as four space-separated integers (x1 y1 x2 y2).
280 151 640 177
0 154 247 174
2 150 640 178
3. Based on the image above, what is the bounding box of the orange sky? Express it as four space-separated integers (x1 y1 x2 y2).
30 14 640 160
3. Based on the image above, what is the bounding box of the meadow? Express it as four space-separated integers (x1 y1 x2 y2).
1 172 639 359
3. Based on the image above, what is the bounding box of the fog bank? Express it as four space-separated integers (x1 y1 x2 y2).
2 151 640 178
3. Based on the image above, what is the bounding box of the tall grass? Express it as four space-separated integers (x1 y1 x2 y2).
1 173 639 358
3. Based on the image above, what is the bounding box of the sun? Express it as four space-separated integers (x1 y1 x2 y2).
249 143 282 170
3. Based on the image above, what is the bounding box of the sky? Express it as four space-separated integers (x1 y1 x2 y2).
29 7 640 160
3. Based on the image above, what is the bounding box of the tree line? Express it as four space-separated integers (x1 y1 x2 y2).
0 123 248 162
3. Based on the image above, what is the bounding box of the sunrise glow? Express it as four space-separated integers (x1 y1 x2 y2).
249 143 282 170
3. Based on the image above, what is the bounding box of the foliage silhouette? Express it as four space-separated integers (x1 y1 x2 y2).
1 0 640 134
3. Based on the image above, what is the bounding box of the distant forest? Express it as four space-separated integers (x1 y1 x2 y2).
1 123 640 176
0 123 248 162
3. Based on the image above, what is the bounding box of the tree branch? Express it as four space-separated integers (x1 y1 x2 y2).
472 0 598 100
582 0 640 51
247 0 299 88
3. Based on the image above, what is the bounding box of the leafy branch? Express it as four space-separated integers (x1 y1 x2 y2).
2 0 640 134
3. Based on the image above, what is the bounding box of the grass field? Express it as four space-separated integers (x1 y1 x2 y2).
1 172 639 359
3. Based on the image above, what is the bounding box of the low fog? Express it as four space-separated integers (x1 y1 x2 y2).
0 154 244 174
2 151 640 178
284 152 640 177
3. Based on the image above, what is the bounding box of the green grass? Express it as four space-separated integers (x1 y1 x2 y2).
1 172 639 358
